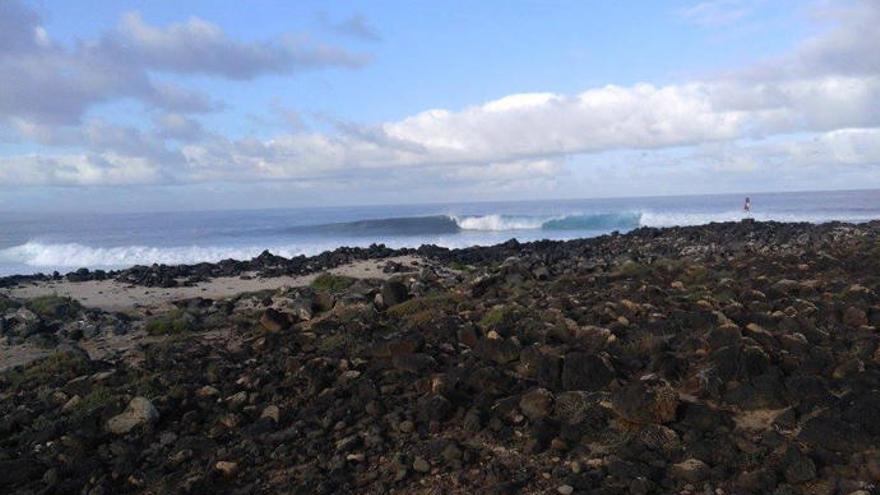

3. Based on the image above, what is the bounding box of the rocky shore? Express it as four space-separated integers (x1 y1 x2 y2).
2 219 880 494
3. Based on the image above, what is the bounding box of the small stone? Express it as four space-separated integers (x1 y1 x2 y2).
42 468 58 486
783 449 816 484
226 391 248 408
669 458 710 483
394 467 408 481
519 387 554 420
610 375 678 424
261 405 281 423
62 395 82 413
550 438 569 451
106 397 159 435
562 352 615 391
260 308 289 332
441 443 462 463
843 306 868 327
413 456 430 473
196 385 220 398
398 420 415 433
557 485 574 495
392 353 437 374
214 461 239 477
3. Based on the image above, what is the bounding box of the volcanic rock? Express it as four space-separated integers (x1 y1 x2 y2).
106 397 159 435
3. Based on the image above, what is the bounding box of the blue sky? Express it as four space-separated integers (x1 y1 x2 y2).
1 0 878 211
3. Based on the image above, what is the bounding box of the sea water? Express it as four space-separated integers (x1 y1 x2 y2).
1 189 878 276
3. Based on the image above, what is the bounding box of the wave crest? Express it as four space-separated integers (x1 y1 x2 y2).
453 214 545 231
0 242 316 269
452 212 642 231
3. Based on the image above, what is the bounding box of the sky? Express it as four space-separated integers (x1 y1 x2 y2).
0 0 878 212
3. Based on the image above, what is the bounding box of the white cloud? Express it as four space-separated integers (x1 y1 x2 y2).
0 154 161 186
106 12 368 79
680 0 759 26
154 113 204 142
1 0 879 193
318 12 382 42
0 1 365 126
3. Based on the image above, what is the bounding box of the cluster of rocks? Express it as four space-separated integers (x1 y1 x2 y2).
0 295 131 348
2 219 880 494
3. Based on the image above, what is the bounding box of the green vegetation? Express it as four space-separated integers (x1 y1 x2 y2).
387 293 466 327
0 296 20 313
5 350 92 391
310 273 357 293
479 306 506 329
70 386 115 420
448 261 475 272
615 260 652 279
25 295 81 318
131 373 163 400
387 293 463 318
231 310 260 331
145 309 195 336
681 264 711 286
316 333 352 354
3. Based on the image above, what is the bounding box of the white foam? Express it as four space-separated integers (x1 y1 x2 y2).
0 242 315 269
452 214 548 231
638 211 879 228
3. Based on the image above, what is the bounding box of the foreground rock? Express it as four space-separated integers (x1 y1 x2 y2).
106 397 160 434
1 219 880 494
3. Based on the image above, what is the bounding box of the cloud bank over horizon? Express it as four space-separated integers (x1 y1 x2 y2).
0 0 878 208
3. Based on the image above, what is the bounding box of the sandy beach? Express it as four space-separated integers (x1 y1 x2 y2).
0 255 423 313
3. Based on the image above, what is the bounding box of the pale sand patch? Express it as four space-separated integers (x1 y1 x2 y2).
0 256 423 371
1 255 423 313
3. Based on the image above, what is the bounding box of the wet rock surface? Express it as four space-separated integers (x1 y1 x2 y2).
2 219 880 493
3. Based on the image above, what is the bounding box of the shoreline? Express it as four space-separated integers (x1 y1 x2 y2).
3 217 877 287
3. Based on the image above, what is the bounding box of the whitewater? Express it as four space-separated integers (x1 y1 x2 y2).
2 189 878 276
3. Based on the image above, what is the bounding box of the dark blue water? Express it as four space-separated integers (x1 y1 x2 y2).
1 189 878 276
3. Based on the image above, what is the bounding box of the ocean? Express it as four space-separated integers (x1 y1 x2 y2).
1 189 878 277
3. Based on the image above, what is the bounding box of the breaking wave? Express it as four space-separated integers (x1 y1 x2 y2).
2 210 874 273
289 212 644 235
0 242 323 271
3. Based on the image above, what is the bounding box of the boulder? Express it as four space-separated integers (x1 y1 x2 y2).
553 391 606 425
260 308 289 332
706 323 742 349
215 461 239 477
611 375 678 424
107 397 159 435
519 388 554 420
392 353 437 374
669 458 711 483
843 306 868 327
561 352 615 391
476 335 521 364
381 280 410 307
782 448 816 484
